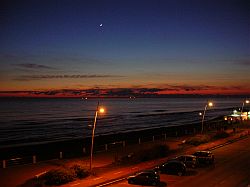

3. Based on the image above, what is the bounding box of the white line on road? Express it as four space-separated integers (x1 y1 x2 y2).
70 182 80 186
97 177 127 187
93 177 103 181
35 171 47 178
114 171 123 174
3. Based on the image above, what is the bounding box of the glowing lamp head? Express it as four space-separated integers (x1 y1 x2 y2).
246 100 249 104
99 107 105 113
199 112 202 116
208 102 213 107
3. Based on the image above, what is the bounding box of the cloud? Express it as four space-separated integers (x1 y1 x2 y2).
89 88 163 97
167 85 215 91
14 74 124 81
221 58 250 66
1 84 249 97
235 59 250 66
14 63 56 70
105 88 134 96
32 90 60 96
1 53 111 65
85 89 101 95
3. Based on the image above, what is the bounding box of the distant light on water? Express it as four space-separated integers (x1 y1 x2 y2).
0 97 245 148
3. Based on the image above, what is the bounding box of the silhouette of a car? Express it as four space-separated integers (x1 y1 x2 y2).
155 160 186 176
127 170 160 186
193 151 215 165
172 155 198 168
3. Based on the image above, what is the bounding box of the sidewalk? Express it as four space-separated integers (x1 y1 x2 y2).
0 128 249 187
67 128 250 187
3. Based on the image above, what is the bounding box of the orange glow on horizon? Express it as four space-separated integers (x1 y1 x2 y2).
0 86 249 98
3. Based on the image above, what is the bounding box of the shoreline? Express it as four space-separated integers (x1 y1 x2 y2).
0 117 226 160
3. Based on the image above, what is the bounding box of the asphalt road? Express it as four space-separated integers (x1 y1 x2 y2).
108 136 250 187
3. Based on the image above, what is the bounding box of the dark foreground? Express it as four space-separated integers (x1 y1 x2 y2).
110 134 250 187
0 125 249 187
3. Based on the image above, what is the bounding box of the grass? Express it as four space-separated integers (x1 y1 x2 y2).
185 130 231 146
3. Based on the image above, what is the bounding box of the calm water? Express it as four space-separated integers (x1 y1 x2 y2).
0 97 244 147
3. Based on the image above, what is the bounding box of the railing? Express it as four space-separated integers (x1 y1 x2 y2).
1 121 229 168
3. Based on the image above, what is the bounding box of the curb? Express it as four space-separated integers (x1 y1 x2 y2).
94 131 250 187
208 133 249 151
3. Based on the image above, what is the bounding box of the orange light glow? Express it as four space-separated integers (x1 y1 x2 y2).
99 107 105 113
208 102 213 107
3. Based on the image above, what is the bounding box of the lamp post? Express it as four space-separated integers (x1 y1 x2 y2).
241 99 249 113
200 101 213 134
241 99 249 121
90 101 105 172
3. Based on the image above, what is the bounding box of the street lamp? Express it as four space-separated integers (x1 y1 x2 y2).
90 101 105 172
200 101 213 134
241 99 249 113
241 99 249 120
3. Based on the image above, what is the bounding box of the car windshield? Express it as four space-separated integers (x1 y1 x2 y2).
195 152 209 156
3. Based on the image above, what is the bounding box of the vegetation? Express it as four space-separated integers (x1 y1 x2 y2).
39 164 90 186
185 134 211 146
213 131 230 139
70 164 90 179
137 144 170 162
118 144 170 164
41 168 75 185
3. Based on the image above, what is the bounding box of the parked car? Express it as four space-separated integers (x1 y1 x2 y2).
127 170 160 186
193 151 215 165
155 160 186 176
172 155 198 168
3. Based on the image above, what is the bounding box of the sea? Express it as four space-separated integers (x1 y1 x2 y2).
0 96 246 148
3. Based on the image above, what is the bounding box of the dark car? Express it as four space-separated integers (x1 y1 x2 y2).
127 170 160 186
173 155 198 168
155 160 186 176
193 151 215 165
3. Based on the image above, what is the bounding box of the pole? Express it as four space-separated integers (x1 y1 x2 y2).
241 101 245 114
201 104 207 134
240 101 245 122
90 101 99 172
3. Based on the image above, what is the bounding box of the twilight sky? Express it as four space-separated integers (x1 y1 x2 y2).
0 0 250 97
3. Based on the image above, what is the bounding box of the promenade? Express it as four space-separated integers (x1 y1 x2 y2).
0 126 249 187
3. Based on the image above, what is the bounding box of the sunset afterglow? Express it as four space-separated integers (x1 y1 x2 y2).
1 0 249 97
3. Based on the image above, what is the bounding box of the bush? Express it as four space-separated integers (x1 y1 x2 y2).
39 164 90 186
117 144 170 164
152 144 170 157
41 168 76 186
135 144 170 162
186 134 210 146
70 164 90 179
213 131 230 139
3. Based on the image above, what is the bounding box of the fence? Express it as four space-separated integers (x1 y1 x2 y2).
1 120 228 168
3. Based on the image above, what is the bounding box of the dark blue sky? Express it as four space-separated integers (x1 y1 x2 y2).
0 0 249 96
